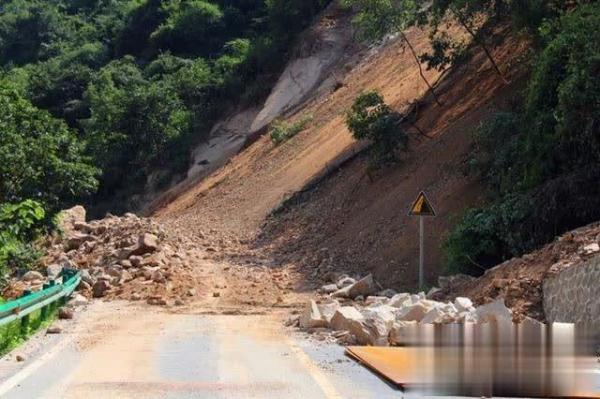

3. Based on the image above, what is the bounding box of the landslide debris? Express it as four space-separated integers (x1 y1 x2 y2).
433 222 600 321
3 206 204 307
289 272 529 346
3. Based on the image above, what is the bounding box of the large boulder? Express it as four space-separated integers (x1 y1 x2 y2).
396 300 438 322
347 274 377 299
475 298 513 323
130 233 159 256
454 297 475 313
360 305 396 346
388 321 419 346
388 293 411 308
330 307 364 331
58 206 86 235
317 299 340 324
299 300 328 329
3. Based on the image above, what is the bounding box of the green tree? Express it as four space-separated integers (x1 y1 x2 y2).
84 57 191 194
346 90 408 170
0 84 99 212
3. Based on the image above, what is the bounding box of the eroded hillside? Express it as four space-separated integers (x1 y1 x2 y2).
156 19 528 292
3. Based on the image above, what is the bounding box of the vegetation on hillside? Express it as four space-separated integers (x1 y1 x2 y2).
0 0 329 278
345 90 407 170
343 1 599 275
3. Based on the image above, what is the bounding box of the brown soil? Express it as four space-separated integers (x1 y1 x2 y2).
154 26 532 312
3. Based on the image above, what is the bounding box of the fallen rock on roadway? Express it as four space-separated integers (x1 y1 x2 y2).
295 274 531 346
2 206 202 307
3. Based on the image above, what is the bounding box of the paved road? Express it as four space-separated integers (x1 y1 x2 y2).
0 302 403 399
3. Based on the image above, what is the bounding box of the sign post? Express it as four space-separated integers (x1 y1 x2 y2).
409 191 436 290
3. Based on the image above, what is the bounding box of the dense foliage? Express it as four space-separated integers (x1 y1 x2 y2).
444 3 600 273
0 201 46 278
0 86 99 211
346 90 408 170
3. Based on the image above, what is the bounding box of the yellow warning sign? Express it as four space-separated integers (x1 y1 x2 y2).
409 191 436 216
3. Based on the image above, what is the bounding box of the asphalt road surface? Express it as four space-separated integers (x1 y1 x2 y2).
0 302 404 399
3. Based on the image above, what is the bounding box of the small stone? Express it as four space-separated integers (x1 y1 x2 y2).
152 270 166 283
186 288 196 297
213 292 221 298
377 289 397 298
131 293 142 301
147 296 167 306
77 281 91 292
129 256 143 267
46 326 62 334
70 293 88 306
92 280 111 298
16 355 25 362
58 307 74 320
174 299 184 306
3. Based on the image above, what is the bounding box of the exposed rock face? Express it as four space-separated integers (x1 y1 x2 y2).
249 3 356 134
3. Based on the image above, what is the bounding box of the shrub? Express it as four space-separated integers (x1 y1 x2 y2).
270 115 313 145
345 90 408 170
444 166 600 275
0 200 46 278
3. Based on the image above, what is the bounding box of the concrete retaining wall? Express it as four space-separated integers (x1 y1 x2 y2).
543 255 600 324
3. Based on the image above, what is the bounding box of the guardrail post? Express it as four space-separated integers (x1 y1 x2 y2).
20 314 30 336
40 304 48 321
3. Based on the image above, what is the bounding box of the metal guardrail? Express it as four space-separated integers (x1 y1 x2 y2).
0 270 81 327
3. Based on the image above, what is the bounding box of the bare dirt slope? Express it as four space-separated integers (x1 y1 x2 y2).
156 26 528 294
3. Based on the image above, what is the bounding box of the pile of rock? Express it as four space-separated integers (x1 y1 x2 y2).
4 206 201 307
291 273 531 346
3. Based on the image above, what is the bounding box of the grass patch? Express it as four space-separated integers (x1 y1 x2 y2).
0 300 60 356
270 114 313 145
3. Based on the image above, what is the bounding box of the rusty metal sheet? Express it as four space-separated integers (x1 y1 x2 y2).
345 346 421 387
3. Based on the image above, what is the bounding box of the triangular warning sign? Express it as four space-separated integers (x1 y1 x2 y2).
409 191 436 217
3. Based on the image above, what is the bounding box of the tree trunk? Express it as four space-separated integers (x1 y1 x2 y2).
450 7 509 84
400 31 443 106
